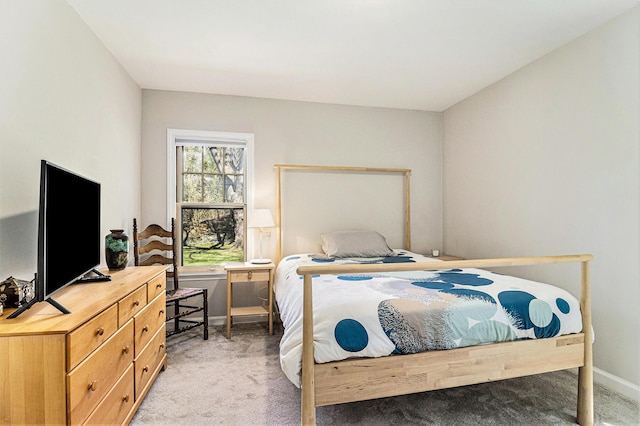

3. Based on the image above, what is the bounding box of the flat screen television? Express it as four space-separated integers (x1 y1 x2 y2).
8 160 110 318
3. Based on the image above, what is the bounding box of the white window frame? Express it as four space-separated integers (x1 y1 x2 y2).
167 129 254 277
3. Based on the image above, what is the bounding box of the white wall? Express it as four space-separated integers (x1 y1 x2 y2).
443 7 639 395
141 90 443 317
0 0 141 280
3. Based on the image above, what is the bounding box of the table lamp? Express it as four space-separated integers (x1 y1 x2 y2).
248 209 275 264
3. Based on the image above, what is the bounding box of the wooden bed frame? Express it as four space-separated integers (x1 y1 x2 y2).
274 164 593 426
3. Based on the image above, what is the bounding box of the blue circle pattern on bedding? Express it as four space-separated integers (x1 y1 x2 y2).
334 319 369 352
331 254 571 354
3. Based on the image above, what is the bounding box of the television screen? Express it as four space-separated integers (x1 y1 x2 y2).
6 161 104 319
39 160 101 298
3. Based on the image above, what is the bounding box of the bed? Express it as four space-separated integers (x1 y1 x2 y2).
273 164 593 426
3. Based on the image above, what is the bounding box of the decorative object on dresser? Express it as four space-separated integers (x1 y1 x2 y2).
247 209 275 264
0 275 35 315
224 262 275 339
0 276 25 308
105 229 130 270
133 218 209 340
0 266 167 425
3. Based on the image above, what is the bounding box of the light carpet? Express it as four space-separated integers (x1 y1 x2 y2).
131 323 639 425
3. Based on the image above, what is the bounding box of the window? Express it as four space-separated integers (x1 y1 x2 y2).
168 129 254 272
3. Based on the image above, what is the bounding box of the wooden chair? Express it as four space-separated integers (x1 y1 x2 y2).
133 218 209 340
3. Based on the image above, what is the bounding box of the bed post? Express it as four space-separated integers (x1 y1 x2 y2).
301 274 316 425
577 259 594 426
275 165 282 263
404 170 411 251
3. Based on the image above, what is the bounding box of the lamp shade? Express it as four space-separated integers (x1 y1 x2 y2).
247 209 275 229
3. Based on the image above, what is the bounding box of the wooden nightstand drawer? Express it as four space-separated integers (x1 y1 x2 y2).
134 293 166 357
67 319 134 425
146 273 166 301
83 364 134 426
67 304 118 371
135 324 167 400
229 270 270 283
118 285 148 326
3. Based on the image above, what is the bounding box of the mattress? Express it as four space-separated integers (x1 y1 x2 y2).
274 251 583 387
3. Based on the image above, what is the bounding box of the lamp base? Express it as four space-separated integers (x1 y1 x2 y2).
250 258 272 264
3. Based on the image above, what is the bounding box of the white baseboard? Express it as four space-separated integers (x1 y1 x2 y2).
208 315 226 326
594 367 640 402
208 315 266 326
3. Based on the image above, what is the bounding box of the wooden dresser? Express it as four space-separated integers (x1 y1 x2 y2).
0 266 167 425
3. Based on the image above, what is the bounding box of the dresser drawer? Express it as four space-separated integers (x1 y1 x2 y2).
67 320 134 425
67 304 118 371
229 269 270 283
135 324 166 400
83 364 134 426
134 293 166 357
118 285 148 326
147 272 166 301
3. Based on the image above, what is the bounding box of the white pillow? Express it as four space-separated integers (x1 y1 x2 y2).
321 231 394 258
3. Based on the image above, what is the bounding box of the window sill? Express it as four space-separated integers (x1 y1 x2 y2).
178 268 227 281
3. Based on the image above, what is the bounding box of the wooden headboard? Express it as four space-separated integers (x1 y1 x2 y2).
274 164 412 262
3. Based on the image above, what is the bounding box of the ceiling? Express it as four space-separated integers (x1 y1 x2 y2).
66 0 638 112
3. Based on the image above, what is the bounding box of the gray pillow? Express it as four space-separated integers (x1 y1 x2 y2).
321 231 394 258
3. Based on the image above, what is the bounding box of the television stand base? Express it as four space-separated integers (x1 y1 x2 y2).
75 268 112 283
46 297 70 314
6 296 70 318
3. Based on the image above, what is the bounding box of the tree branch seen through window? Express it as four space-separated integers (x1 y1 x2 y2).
178 145 246 266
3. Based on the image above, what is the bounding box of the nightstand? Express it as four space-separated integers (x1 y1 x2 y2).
224 262 275 339
431 254 464 261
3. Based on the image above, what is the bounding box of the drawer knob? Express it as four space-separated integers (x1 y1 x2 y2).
123 394 130 403
122 346 130 354
160 310 165 315
142 325 149 333
156 283 162 289
142 365 149 373
248 271 252 280
88 381 97 391
159 343 165 350
133 300 140 307
95 327 104 336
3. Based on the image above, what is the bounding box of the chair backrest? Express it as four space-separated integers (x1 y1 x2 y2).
133 218 179 290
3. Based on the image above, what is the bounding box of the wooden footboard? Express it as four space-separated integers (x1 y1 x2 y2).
297 255 594 426
314 334 584 406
